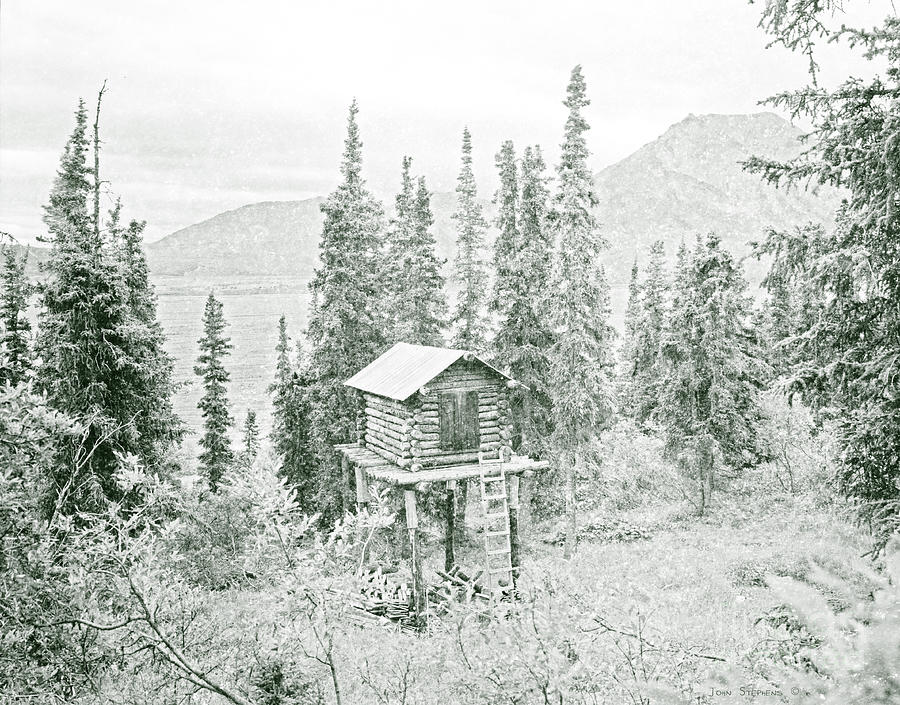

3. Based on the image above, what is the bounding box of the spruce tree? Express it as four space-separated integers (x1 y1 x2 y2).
0 246 32 386
269 316 317 511
194 292 233 490
490 140 519 320
384 159 447 345
306 101 385 519
239 409 260 468
36 96 182 513
450 127 488 351
622 241 669 425
657 234 765 513
107 201 183 470
490 144 555 459
546 66 616 558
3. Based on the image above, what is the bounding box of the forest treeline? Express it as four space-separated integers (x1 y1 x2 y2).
2 1 900 702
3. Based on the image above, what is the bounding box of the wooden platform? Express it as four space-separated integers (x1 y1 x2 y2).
335 442 549 486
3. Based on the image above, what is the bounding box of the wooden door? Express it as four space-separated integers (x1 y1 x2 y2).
439 390 480 451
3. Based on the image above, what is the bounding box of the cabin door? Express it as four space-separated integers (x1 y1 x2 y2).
439 391 480 451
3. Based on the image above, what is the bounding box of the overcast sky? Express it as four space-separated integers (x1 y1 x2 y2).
0 1 891 244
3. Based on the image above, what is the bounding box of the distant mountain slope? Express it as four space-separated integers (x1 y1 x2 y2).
146 198 325 276
593 112 839 286
147 112 838 291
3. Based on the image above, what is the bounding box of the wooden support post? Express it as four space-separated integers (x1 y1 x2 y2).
354 465 371 568
444 480 456 571
508 475 521 588
354 465 370 507
404 489 426 626
340 454 351 515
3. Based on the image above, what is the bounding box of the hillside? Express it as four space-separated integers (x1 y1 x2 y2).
146 112 838 291
594 111 839 286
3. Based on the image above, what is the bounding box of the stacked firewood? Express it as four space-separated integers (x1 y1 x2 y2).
432 564 490 609
338 563 497 632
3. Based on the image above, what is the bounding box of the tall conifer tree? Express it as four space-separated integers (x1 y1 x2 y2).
269 316 317 511
239 409 260 467
306 101 385 519
0 246 32 386
36 97 182 512
658 235 765 512
490 144 555 458
622 241 669 425
384 159 446 345
546 66 616 558
450 127 488 351
195 292 233 490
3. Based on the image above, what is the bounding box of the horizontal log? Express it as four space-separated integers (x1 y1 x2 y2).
479 410 499 421
419 450 499 466
365 439 407 466
365 400 412 418
428 380 499 391
365 419 408 444
410 430 440 442
479 441 502 451
414 412 440 424
364 394 414 415
413 423 440 434
365 406 411 427
366 433 409 456
480 433 501 443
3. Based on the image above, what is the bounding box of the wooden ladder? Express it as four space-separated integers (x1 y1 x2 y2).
479 465 513 600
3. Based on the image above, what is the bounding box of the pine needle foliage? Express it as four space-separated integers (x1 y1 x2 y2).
194 292 234 490
450 127 489 351
489 143 555 456
546 66 616 557
35 98 182 513
748 4 900 548
383 157 447 346
306 101 385 521
0 246 33 386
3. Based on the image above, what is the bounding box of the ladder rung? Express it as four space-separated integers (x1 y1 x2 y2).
484 512 508 520
488 549 510 556
489 567 512 574
481 474 505 483
486 530 508 537
483 495 507 502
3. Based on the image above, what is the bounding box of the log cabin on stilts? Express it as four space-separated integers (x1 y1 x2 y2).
336 342 549 627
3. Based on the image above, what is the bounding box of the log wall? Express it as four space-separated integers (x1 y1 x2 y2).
361 359 516 469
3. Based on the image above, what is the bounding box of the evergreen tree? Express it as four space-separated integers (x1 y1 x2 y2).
490 144 555 459
194 292 233 490
622 241 669 425
306 101 385 520
269 316 317 511
384 159 447 345
107 201 183 470
747 5 900 546
35 97 182 513
657 235 765 513
546 66 616 558
239 409 260 468
0 246 32 386
490 140 519 320
450 127 488 350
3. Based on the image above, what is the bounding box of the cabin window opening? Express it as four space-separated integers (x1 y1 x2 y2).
438 390 480 451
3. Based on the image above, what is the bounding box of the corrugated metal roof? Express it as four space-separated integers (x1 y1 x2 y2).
344 342 512 401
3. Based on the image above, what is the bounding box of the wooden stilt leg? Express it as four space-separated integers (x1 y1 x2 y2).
354 466 370 508
405 489 425 627
340 454 351 515
508 475 521 588
355 466 371 568
444 480 456 572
